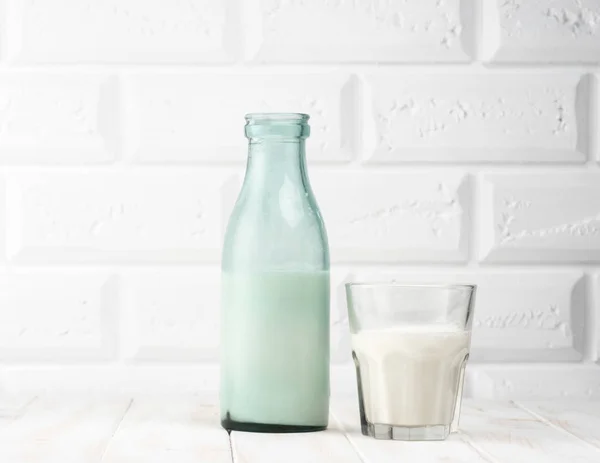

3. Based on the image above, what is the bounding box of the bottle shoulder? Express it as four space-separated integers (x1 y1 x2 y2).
222 187 329 272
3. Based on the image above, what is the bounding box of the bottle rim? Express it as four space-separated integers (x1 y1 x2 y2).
244 113 310 139
245 113 310 123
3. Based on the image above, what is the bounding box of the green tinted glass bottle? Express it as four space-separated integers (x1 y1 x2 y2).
220 113 330 432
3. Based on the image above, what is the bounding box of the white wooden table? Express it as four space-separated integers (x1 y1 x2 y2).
1 395 600 462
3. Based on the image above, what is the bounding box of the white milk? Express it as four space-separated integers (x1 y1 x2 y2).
351 326 471 427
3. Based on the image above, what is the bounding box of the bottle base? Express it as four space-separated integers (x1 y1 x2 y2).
221 412 326 433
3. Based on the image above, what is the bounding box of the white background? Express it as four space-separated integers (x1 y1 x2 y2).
0 0 599 399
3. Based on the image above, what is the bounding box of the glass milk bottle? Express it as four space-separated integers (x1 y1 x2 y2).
220 113 330 432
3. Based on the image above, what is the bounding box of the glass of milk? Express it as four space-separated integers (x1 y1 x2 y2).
345 283 476 441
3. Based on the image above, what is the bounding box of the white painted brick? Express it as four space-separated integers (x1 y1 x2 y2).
595 74 600 163
364 73 589 163
472 272 585 362
247 0 473 62
480 173 600 263
7 172 234 263
348 269 585 362
0 271 116 361
312 172 470 262
123 268 220 361
484 0 600 63
9 0 237 63
467 365 600 399
596 273 600 362
0 2 5 61
125 72 355 163
0 177 6 263
0 74 119 164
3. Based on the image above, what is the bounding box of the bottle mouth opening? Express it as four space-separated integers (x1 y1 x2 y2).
245 113 310 139
245 113 310 123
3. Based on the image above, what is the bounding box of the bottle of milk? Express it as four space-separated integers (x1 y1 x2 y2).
220 113 330 432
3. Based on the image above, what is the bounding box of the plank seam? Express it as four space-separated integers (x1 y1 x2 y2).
457 430 503 463
228 430 237 463
513 401 600 453
99 398 134 463
0 395 38 424
329 409 369 463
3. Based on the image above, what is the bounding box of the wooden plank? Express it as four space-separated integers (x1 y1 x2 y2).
101 396 231 463
0 396 131 463
514 401 600 449
231 413 362 463
331 398 494 463
460 401 600 463
0 394 37 427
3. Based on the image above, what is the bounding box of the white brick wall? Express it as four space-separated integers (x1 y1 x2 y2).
364 72 590 163
0 0 599 399
6 171 233 262
480 173 600 262
0 271 116 361
483 0 600 63
246 0 474 62
7 0 238 63
312 171 469 262
0 73 119 164
122 268 220 362
123 72 355 163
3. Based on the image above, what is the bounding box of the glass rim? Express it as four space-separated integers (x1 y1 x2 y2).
245 112 310 122
345 282 476 291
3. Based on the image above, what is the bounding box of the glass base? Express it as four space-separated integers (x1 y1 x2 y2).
221 412 326 433
363 422 451 441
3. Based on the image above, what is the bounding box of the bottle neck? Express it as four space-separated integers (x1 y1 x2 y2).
243 139 309 191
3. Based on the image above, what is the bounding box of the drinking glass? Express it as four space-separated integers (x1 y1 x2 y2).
345 283 476 441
